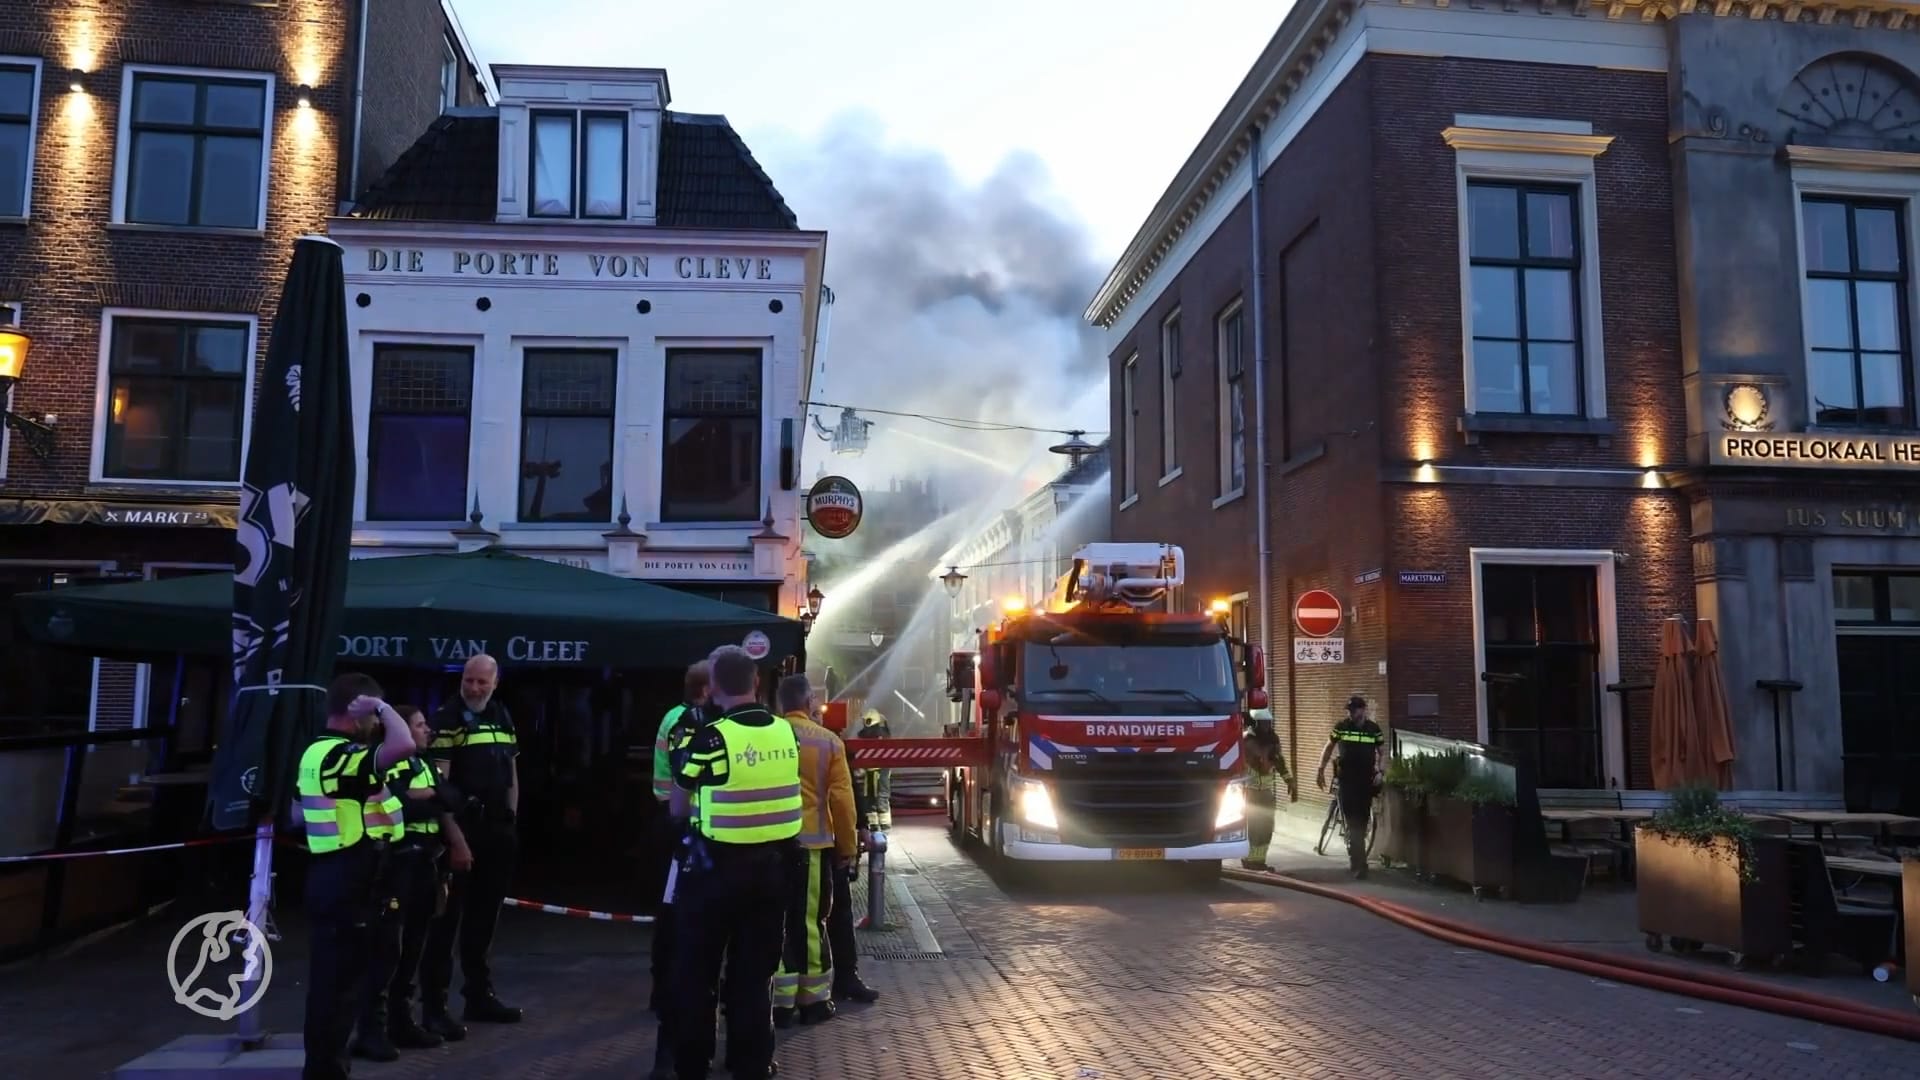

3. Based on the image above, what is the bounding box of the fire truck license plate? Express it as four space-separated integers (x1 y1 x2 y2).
1115 848 1165 861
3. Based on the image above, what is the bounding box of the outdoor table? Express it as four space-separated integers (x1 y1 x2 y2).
1826 856 1902 878
1822 857 1907 982
1776 811 1920 846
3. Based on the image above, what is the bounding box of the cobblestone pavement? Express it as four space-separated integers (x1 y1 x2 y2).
1 822 1911 1079
1246 829 1913 1013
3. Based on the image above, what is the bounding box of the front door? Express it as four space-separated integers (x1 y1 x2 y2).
1832 571 1920 813
1480 563 1604 788
1836 634 1920 814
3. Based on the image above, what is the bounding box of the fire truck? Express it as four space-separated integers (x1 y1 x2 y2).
937 542 1267 870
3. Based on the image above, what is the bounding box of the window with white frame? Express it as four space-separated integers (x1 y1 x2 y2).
1216 302 1246 497
1160 310 1180 478
119 68 272 229
1445 117 1612 419
530 109 626 219
366 344 474 522
439 38 460 113
1465 182 1583 416
1800 197 1911 427
1121 353 1138 502
519 348 617 522
99 314 251 483
0 61 39 219
662 349 761 523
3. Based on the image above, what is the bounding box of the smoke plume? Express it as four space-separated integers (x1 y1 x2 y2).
753 112 1113 501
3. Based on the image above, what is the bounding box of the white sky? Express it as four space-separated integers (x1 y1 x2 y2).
452 0 1291 263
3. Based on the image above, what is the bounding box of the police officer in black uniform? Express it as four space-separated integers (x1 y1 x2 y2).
667 645 804 1080
355 703 474 1060
420 654 524 1038
1316 694 1385 879
298 673 416 1080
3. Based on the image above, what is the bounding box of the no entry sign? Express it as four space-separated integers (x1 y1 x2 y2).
1294 589 1343 638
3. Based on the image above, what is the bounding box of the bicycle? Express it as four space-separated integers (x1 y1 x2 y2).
1314 787 1382 859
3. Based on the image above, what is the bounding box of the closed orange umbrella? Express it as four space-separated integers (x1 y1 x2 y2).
1649 616 1698 790
1691 619 1736 789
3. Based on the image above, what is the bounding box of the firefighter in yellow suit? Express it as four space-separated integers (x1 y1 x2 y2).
770 674 858 1027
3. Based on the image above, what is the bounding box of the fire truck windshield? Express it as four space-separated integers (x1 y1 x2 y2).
1019 639 1236 715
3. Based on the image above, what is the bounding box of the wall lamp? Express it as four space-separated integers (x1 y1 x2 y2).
68 69 85 93
296 84 312 109
0 325 58 460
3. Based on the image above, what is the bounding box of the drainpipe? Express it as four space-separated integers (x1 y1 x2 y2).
1247 122 1274 702
344 0 371 213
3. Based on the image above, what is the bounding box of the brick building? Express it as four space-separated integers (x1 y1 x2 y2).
1092 0 1920 821
0 0 488 735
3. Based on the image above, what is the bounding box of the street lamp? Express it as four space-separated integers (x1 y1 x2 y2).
868 629 884 648
805 586 825 617
798 611 816 637
940 565 967 599
0 322 56 461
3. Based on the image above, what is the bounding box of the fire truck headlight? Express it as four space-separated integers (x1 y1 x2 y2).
1017 779 1058 830
1215 780 1247 829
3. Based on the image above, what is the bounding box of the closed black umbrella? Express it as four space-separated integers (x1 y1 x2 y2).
207 237 355 1043
210 235 355 832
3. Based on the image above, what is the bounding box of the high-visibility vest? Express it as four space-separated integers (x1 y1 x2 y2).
692 718 803 845
389 757 441 836
298 734 405 853
653 704 691 803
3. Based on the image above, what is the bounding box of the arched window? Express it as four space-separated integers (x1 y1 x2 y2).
1778 53 1920 150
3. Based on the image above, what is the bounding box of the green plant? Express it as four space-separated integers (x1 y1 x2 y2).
1382 750 1494 803
1642 782 1759 882
1452 773 1516 807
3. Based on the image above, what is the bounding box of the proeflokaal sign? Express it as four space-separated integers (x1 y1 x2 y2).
1711 432 1920 469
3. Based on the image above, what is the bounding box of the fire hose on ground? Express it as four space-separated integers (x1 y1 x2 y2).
1223 867 1920 1043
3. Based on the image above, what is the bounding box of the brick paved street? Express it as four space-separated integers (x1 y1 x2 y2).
0 821 1911 1079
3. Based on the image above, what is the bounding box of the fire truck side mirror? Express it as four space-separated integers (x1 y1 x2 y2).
1248 645 1267 688
1247 687 1270 710
978 688 1003 714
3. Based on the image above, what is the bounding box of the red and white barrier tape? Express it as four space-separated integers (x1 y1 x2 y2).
0 834 248 864
501 897 654 923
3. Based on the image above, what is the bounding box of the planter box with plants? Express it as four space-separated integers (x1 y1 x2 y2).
1378 749 1518 898
1635 783 1791 968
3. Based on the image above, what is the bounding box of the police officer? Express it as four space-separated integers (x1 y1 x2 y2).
1316 694 1386 879
668 645 803 1080
651 661 711 1021
298 673 416 1080
355 704 475 1060
421 653 523 1038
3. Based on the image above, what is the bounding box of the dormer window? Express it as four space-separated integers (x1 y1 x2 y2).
530 109 625 219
